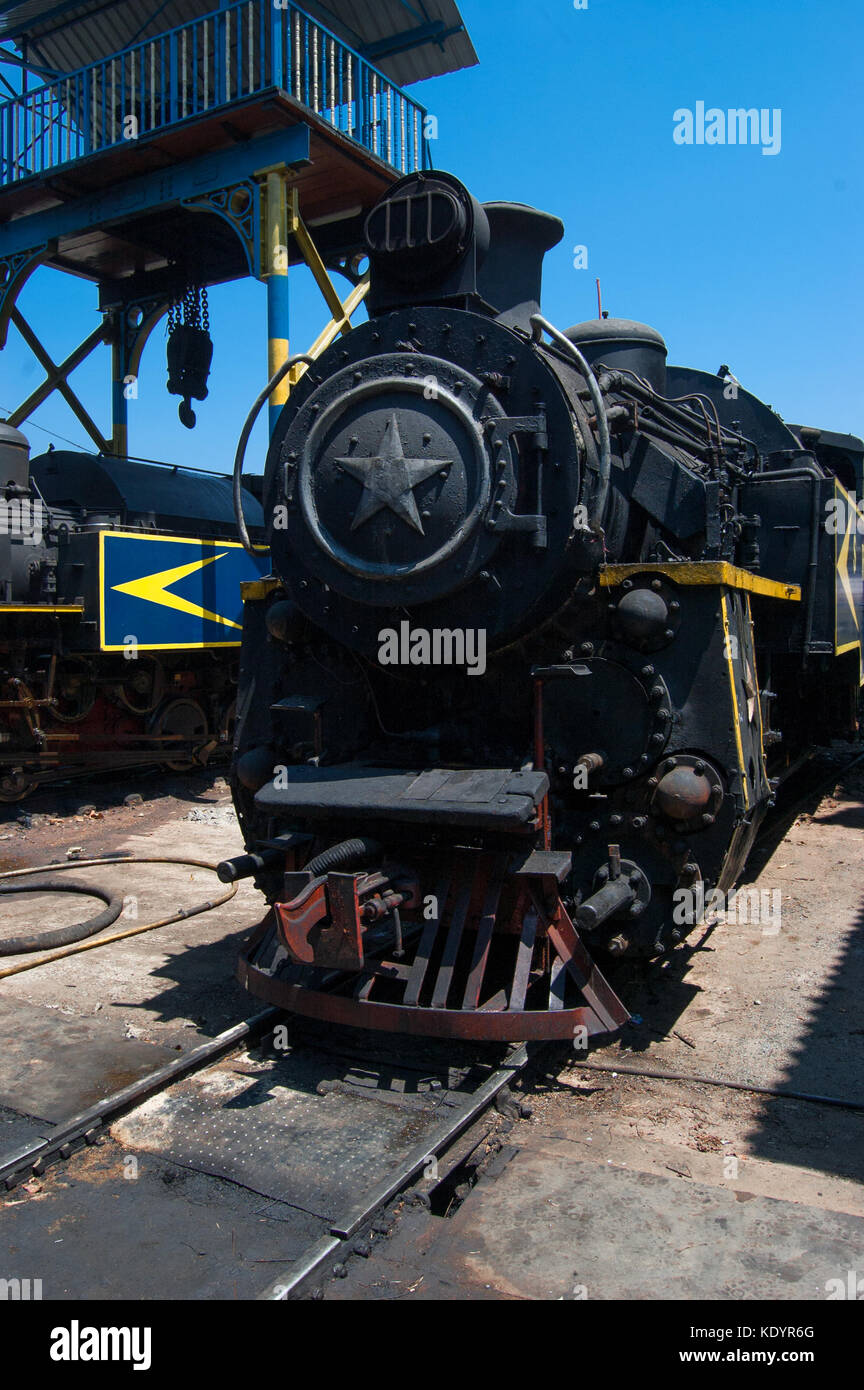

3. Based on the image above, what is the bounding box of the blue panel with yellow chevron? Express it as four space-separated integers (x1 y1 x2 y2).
100 531 269 652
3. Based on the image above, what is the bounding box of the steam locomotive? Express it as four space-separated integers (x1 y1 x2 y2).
228 170 864 1041
0 423 266 802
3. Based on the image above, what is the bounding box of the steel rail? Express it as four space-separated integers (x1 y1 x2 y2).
0 1006 281 1190
258 1042 531 1300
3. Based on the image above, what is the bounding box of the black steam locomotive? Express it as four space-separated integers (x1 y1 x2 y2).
0 423 266 801
229 170 864 1041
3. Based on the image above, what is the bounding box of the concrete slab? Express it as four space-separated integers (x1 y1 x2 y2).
0 1103 47 1154
0 996 179 1124
0 1140 328 1301
331 1140 864 1300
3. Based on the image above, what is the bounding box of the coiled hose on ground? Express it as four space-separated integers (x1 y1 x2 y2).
0 878 122 954
0 855 238 976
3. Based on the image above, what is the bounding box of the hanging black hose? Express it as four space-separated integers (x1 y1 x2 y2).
0 879 123 955
304 837 381 877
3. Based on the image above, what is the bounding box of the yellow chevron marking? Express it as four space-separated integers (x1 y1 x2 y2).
837 521 860 636
111 553 241 630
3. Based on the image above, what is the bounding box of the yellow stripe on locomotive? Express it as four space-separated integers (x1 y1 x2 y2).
832 482 864 677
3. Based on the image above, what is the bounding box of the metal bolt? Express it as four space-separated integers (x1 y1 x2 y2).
580 642 594 655
651 579 663 591
622 767 634 779
702 813 715 826
669 601 680 613
641 665 655 677
589 820 600 832
664 759 676 772
650 685 664 700
664 628 675 640
610 814 622 827
694 761 705 774
632 817 647 830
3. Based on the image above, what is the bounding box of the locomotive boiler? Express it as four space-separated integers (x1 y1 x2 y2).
228 170 864 1040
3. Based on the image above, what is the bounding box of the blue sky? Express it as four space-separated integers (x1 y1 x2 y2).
2 0 862 473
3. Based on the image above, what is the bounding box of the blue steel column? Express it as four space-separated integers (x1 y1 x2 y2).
109 309 128 456
264 168 290 438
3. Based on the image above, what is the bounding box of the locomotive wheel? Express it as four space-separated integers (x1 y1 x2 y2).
116 656 165 716
150 698 209 772
51 657 97 724
0 771 39 803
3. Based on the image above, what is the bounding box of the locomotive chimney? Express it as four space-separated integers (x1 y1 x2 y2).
478 202 564 331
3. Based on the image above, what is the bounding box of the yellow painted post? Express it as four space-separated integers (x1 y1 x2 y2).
264 167 290 437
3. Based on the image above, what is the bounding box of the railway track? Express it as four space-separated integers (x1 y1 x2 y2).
0 998 533 1300
1 746 860 1300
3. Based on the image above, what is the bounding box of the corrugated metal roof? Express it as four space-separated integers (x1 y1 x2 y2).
0 0 478 86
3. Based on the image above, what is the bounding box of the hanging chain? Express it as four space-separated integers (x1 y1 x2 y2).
167 284 209 334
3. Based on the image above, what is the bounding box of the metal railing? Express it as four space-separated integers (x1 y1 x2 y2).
0 0 429 185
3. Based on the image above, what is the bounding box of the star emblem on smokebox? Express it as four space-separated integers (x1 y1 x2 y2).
336 414 452 534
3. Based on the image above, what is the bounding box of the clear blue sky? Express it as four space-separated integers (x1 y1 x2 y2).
2 0 862 472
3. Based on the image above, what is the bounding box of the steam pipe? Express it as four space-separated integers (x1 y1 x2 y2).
233 352 316 555
530 313 612 518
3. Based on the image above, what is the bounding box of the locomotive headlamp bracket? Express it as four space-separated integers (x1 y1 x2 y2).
485 405 549 547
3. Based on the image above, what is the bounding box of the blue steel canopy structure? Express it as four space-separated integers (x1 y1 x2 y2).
0 0 477 86
0 1 476 454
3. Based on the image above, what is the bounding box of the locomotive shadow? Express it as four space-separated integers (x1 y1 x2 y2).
116 915 511 1099
620 757 864 1188
737 888 864 1188
739 754 864 1185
